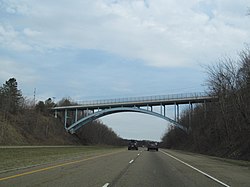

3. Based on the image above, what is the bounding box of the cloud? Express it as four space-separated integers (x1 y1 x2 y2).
0 24 33 51
1 0 249 68
23 28 41 37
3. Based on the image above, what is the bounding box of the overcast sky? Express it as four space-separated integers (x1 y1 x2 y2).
0 0 250 141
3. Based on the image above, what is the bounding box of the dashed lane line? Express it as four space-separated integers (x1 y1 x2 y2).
102 182 109 187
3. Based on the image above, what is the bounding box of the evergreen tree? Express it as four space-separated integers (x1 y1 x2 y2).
0 78 22 114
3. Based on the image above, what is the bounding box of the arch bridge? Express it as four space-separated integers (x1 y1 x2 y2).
52 92 217 134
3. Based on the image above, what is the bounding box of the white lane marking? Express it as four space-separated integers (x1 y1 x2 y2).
137 153 140 156
160 150 230 187
102 183 109 187
129 159 134 164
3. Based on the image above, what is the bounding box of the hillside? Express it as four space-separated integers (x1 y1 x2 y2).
0 111 79 145
0 78 124 146
0 109 124 146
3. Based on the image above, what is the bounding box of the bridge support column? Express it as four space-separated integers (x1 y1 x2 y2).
189 102 192 127
54 110 57 118
177 104 179 122
75 109 78 122
160 104 163 115
64 109 68 129
174 103 179 122
163 105 166 117
174 103 176 121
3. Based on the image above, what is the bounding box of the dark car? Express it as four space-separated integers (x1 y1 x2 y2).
128 140 138 150
147 141 158 151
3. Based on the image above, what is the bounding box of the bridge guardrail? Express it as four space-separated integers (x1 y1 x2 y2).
77 92 212 106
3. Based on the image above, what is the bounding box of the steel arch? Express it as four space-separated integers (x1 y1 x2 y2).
67 107 187 134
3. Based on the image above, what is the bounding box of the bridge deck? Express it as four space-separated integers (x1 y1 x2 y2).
53 92 217 111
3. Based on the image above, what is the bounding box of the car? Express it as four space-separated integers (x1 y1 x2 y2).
147 141 158 151
128 140 138 150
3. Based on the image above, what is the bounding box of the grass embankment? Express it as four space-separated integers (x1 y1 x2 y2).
0 146 124 172
165 149 250 167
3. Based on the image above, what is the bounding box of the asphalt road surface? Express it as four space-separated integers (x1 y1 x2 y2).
0 148 247 187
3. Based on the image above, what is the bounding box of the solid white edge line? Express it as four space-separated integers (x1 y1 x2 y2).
160 150 230 187
129 159 134 164
102 182 109 187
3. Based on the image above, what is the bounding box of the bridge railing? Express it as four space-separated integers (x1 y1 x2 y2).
77 92 211 106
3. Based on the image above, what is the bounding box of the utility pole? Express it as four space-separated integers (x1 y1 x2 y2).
33 88 36 106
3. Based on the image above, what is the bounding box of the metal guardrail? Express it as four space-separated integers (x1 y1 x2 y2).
77 92 212 106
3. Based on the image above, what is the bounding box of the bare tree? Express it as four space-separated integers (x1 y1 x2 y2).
161 48 250 160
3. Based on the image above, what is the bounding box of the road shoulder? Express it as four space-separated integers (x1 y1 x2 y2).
161 149 250 187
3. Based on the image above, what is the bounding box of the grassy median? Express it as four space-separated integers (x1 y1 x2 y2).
0 146 124 172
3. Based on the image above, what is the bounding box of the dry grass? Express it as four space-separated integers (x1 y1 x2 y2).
0 146 123 172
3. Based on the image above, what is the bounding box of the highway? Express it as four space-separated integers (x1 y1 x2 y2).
0 148 248 187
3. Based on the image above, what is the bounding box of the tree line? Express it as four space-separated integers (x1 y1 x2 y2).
161 48 250 160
